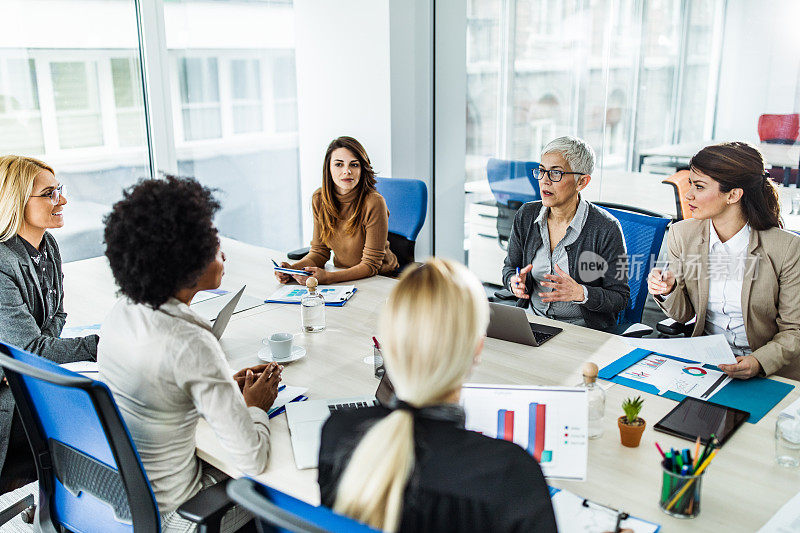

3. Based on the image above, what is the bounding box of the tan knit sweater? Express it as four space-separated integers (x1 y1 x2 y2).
293 187 398 279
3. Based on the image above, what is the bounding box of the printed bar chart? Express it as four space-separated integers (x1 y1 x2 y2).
527 403 551 463
497 409 515 441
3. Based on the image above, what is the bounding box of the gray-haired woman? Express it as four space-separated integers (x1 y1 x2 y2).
502 136 629 331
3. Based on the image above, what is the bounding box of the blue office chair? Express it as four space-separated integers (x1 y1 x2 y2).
595 203 671 337
227 477 377 533
375 177 427 270
0 341 235 533
486 158 541 207
287 178 428 272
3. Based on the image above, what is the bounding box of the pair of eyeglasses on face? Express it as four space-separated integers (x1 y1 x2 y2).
532 168 583 182
31 184 65 205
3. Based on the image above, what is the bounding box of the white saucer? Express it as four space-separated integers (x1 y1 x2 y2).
257 345 306 363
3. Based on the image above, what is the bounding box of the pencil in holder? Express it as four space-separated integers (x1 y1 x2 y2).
659 463 704 518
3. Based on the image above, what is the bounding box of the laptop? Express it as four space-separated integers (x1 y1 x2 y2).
285 374 395 470
486 302 563 346
210 286 245 340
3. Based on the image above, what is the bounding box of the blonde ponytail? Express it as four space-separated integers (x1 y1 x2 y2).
332 258 489 531
333 411 414 531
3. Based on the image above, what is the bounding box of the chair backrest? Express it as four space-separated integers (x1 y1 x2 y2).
0 342 159 533
486 158 541 206
661 169 692 221
594 204 670 325
227 478 377 533
375 177 427 270
758 113 800 144
374 177 427 242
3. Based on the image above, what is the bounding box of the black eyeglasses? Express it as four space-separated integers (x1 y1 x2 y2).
533 168 583 182
31 184 65 205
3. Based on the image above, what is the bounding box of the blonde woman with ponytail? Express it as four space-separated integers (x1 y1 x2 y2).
317 258 558 532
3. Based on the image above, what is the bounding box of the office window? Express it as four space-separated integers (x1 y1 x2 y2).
464 0 724 286
0 0 151 262
0 58 44 154
272 52 298 134
166 0 301 251
179 57 222 141
231 59 264 134
50 61 104 149
111 57 146 147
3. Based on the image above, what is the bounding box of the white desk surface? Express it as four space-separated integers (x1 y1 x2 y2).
62 238 800 532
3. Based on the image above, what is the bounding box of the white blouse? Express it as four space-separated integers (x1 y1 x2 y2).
98 297 271 513
704 222 752 355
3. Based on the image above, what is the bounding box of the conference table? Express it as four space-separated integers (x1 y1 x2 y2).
61 238 800 532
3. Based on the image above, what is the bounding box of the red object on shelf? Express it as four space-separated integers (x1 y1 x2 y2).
758 113 800 144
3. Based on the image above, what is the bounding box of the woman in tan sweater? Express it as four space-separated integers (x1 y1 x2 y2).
276 136 398 284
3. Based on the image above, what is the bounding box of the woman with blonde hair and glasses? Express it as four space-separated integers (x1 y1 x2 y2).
0 155 97 492
317 258 558 532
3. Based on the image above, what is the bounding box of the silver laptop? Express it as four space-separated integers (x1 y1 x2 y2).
210 286 245 339
486 302 563 346
285 374 395 470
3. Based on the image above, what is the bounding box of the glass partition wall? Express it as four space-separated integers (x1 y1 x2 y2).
464 0 725 286
0 0 300 262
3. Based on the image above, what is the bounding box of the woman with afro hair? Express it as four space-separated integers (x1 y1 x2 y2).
99 175 280 532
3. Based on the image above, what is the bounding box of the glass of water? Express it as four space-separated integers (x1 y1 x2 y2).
775 412 800 468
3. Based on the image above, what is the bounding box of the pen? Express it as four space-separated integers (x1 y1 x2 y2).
613 510 624 533
693 436 701 468
271 258 279 267
654 442 665 459
372 336 380 349
660 262 669 281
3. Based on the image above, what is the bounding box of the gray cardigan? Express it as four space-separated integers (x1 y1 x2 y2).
0 232 97 473
502 201 630 331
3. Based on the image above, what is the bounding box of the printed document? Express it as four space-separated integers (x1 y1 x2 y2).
622 334 737 366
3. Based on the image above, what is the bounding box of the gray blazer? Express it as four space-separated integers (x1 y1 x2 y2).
502 201 630 331
0 232 97 473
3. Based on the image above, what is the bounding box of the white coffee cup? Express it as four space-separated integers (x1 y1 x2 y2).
268 332 294 360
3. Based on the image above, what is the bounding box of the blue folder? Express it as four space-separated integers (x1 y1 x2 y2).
599 348 794 424
264 288 357 307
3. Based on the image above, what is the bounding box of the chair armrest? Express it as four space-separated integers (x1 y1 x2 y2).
286 247 310 261
177 481 234 533
493 289 516 301
609 323 653 338
656 318 693 336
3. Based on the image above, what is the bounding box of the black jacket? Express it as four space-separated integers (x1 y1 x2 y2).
318 406 558 533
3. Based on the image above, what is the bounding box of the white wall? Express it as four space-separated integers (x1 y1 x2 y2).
389 0 433 257
293 0 393 245
714 0 800 141
294 0 434 257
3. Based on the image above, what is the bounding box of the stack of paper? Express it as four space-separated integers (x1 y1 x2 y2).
622 334 737 366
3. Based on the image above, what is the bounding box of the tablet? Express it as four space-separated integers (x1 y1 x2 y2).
653 397 749 447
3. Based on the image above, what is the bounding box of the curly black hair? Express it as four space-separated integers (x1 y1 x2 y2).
103 175 221 308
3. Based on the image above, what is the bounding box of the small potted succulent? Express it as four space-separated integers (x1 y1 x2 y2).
618 396 646 447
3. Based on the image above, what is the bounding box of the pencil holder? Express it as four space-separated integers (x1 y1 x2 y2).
659 464 704 518
373 346 385 379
